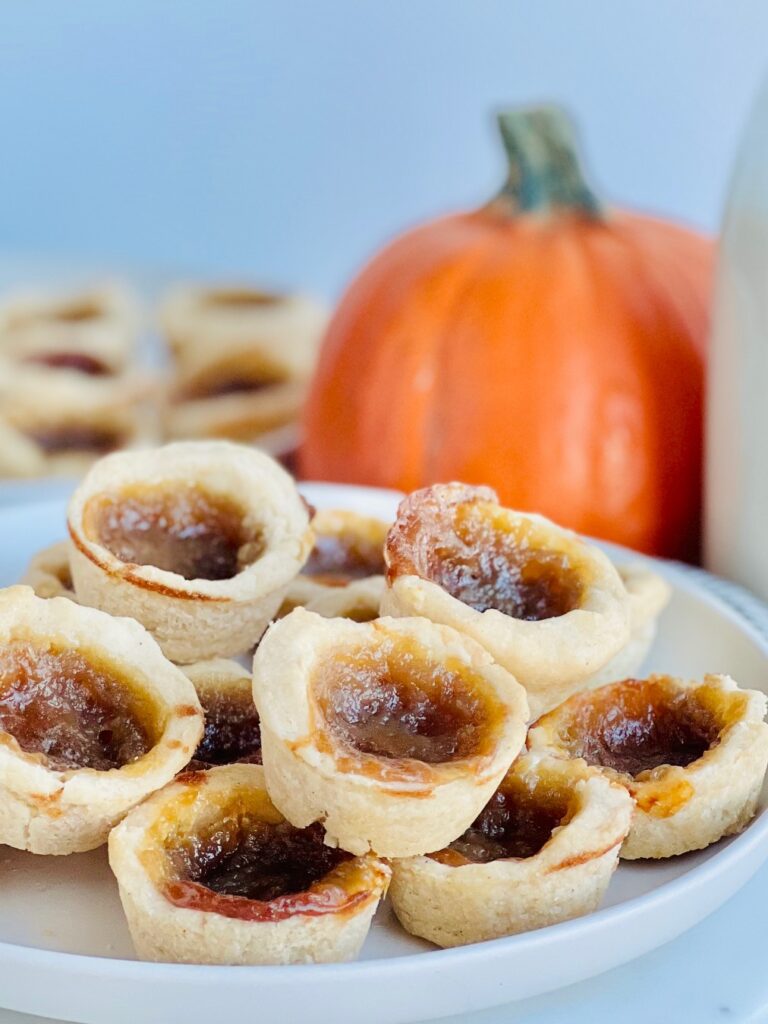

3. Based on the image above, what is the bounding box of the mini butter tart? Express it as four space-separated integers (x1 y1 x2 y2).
253 609 529 857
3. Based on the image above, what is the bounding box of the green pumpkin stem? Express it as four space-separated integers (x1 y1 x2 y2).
491 105 602 218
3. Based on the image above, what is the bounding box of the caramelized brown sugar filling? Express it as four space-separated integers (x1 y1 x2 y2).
163 809 368 922
433 777 572 865
303 523 386 587
314 637 504 766
386 489 585 621
8 300 102 330
86 484 262 581
193 691 262 767
23 352 110 376
203 288 285 310
27 425 122 455
0 640 156 771
548 679 721 778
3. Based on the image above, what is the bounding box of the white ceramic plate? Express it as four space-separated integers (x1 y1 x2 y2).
0 483 767 1024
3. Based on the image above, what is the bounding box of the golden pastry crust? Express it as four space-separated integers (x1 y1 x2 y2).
109 763 390 964
389 754 632 947
163 375 309 443
159 284 327 381
0 417 47 478
282 509 389 621
382 484 630 720
181 659 262 767
0 586 203 855
67 441 314 662
0 360 152 476
585 564 671 688
19 540 77 601
528 673 768 859
0 283 139 376
253 609 529 857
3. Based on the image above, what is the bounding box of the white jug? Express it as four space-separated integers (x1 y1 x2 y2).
706 78 768 599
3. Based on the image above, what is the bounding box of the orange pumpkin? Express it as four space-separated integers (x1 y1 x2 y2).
301 106 714 561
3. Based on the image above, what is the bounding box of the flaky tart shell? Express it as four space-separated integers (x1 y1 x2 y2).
282 509 389 620
108 763 390 965
382 484 630 721
584 563 671 689
0 417 47 478
0 283 140 375
253 609 529 857
67 441 314 662
159 284 327 387
19 540 78 601
528 674 768 859
389 754 632 947
0 586 203 855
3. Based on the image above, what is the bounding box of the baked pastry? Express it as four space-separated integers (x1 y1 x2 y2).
253 609 529 857
0 585 203 855
160 285 327 442
0 416 47 478
389 753 632 947
528 674 768 859
182 659 262 768
67 440 313 662
282 509 389 621
382 484 630 720
0 360 150 476
0 283 139 376
109 763 390 964
585 564 671 688
19 540 77 601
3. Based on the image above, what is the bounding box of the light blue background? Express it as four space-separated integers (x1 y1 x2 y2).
0 1 765 297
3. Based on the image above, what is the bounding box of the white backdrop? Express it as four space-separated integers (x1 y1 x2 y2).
0 0 764 295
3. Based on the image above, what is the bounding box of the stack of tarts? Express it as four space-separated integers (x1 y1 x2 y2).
3 443 767 967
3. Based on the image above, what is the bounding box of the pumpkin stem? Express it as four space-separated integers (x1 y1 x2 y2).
491 105 603 218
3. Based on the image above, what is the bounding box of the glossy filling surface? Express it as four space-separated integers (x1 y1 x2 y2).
434 782 570 865
553 679 720 777
193 691 262 767
315 640 501 765
23 352 110 376
387 488 584 621
88 485 261 581
303 528 386 586
164 814 366 921
0 640 154 771
27 425 122 455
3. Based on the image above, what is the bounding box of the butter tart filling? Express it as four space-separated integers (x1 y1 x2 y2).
85 484 261 582
386 484 585 621
254 610 529 857
23 352 110 376
528 674 768 859
0 641 156 772
535 677 720 779
434 778 572 866
26 424 124 456
164 817 357 922
314 645 499 767
184 661 262 768
303 514 387 587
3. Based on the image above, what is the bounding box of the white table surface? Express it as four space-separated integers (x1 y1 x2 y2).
1 854 767 1024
